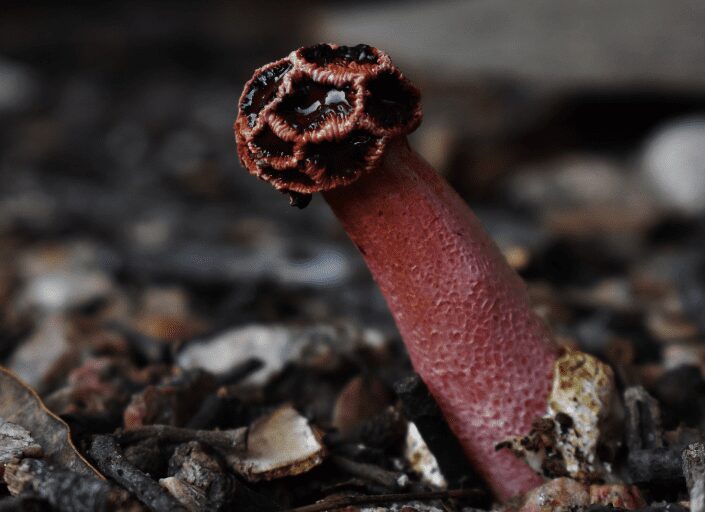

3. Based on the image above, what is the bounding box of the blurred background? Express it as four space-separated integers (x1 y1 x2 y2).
1 0 705 417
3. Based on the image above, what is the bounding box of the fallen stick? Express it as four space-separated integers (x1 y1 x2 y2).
89 435 187 512
287 488 484 512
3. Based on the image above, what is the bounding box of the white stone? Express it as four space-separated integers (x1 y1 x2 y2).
8 315 69 387
178 323 385 386
641 117 705 214
404 422 447 489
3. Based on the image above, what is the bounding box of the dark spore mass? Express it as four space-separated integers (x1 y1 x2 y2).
241 62 292 127
287 191 313 209
305 131 375 179
277 80 353 132
260 166 315 187
301 43 377 66
252 126 294 157
365 71 419 128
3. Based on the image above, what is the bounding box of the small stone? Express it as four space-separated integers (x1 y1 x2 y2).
7 315 69 388
518 479 644 512
641 117 705 215
178 323 384 386
663 343 705 371
646 309 700 343
589 484 645 509
332 375 393 437
404 422 447 489
16 243 114 314
18 269 113 314
132 287 205 342
518 477 590 512
683 443 705 512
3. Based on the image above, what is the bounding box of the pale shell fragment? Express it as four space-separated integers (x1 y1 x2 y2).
228 404 326 481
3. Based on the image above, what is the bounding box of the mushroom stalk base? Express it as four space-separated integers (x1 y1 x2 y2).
323 138 559 500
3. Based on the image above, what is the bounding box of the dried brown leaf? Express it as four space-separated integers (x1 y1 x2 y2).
0 366 102 478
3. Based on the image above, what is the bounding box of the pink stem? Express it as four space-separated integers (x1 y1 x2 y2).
324 138 559 499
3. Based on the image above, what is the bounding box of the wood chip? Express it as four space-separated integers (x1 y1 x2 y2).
228 404 326 481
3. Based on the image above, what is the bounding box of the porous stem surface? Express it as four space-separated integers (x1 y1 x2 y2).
324 138 558 499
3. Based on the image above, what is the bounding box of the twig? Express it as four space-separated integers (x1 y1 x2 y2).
330 455 403 489
186 368 256 429
286 488 483 512
215 357 263 386
116 424 247 452
3 458 133 512
105 321 171 364
89 435 187 512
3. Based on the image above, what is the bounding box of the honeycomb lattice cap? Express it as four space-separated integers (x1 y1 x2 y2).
234 44 422 195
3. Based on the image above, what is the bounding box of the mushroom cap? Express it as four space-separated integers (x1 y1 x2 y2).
234 44 422 194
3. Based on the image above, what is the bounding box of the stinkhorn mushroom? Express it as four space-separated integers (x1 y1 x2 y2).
233 44 614 500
